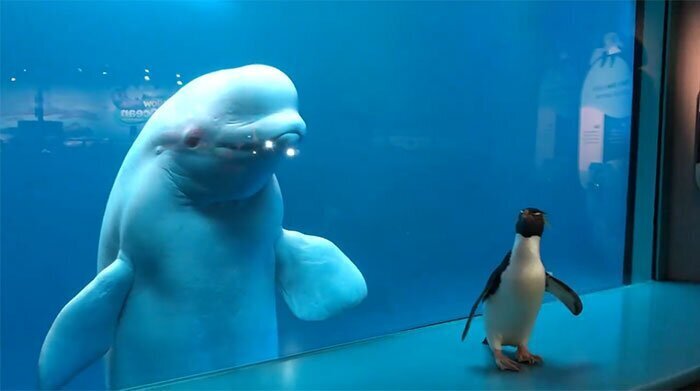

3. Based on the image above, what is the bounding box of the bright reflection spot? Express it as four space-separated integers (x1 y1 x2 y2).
264 140 274 149
102 71 108 75
10 77 16 82
286 148 297 157
22 69 27 72
176 73 181 78
144 75 151 81
252 150 257 155
77 68 83 72
281 360 298 386
144 68 150 73
176 80 183 86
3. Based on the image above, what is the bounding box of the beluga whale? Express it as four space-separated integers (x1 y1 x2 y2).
38 64 367 390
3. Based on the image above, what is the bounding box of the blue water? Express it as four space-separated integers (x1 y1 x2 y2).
1 1 636 389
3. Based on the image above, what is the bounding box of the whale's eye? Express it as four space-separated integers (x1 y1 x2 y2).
185 133 201 148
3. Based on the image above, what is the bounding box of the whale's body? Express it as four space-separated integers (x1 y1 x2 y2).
39 65 367 389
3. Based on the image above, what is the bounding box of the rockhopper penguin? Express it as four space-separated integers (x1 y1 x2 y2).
460 208 583 371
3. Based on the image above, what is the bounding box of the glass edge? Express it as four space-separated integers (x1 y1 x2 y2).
625 0 669 284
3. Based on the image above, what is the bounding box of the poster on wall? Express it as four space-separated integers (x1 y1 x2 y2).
111 85 172 138
535 52 578 170
578 32 633 188
0 81 176 149
535 52 577 178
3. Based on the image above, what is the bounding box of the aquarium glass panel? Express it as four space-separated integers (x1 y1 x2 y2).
1 1 636 389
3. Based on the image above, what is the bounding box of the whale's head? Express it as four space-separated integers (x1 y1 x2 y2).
147 65 307 202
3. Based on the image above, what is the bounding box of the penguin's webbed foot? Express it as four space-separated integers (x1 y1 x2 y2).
516 346 543 365
494 350 520 371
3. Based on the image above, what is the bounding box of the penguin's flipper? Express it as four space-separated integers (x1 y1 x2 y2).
545 272 583 316
275 229 367 321
39 257 134 390
460 293 484 341
461 251 511 341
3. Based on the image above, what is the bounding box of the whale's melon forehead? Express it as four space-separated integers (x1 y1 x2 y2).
179 65 299 121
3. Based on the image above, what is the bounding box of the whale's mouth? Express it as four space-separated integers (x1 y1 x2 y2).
273 131 302 146
216 130 303 153
217 141 257 152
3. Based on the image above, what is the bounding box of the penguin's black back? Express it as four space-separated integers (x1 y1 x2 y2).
483 251 511 300
460 251 511 341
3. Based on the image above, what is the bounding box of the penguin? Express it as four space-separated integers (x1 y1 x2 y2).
460 208 583 371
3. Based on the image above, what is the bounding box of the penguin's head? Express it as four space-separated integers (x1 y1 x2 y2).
516 208 547 237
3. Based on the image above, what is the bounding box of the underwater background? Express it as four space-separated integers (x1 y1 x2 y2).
1 1 635 389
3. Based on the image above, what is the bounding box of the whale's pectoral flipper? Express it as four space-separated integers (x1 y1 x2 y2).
545 272 583 316
39 258 134 390
275 229 367 321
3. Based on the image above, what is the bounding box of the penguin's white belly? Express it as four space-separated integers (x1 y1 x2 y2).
484 262 546 346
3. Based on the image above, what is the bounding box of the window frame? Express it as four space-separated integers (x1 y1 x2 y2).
623 0 669 283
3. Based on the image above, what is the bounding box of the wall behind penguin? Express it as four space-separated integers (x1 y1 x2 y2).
0 1 636 389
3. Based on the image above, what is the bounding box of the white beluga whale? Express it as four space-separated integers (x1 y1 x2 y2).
38 65 367 390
